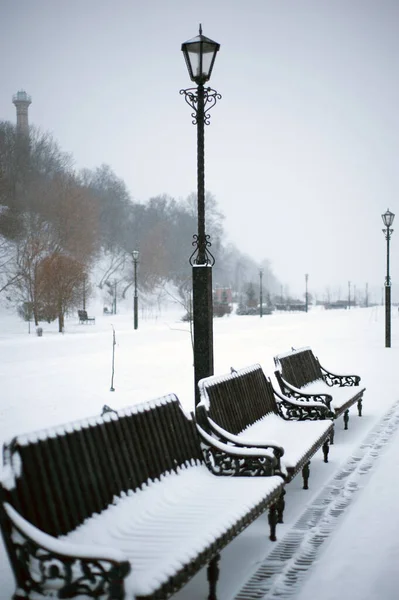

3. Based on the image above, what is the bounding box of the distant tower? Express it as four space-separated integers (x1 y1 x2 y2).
12 90 32 135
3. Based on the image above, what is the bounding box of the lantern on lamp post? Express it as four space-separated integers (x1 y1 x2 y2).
180 25 221 405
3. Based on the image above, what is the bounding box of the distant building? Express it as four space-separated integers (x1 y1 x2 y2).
12 90 32 136
324 300 348 310
213 287 233 317
214 287 233 304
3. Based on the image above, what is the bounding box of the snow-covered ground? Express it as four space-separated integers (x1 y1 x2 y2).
0 302 398 599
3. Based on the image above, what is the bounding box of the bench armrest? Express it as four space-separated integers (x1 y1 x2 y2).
195 421 286 479
272 386 333 421
274 371 333 410
206 416 284 453
2 502 130 597
319 363 361 387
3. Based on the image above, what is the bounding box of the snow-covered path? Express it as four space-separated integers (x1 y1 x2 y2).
236 398 399 599
1 304 398 599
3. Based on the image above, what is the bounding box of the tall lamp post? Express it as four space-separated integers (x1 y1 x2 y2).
382 209 395 348
82 274 87 310
181 25 221 405
259 268 264 318
132 250 139 330
112 279 117 315
348 281 351 310
305 273 309 313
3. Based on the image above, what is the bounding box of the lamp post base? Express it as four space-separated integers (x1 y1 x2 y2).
385 285 391 348
193 265 214 405
134 297 138 330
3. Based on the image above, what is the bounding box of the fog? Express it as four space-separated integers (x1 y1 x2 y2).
1 0 399 299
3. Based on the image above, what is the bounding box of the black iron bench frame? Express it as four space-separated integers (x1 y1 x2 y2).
274 346 365 433
196 363 334 495
78 309 95 324
0 395 285 600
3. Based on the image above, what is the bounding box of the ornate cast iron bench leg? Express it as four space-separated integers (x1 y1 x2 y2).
207 554 220 600
277 489 286 524
302 462 310 490
344 409 350 430
322 439 329 463
358 398 363 417
268 503 278 542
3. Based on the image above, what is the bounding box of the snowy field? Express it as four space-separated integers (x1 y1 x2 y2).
0 303 398 599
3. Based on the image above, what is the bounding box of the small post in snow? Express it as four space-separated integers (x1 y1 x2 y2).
110 324 116 391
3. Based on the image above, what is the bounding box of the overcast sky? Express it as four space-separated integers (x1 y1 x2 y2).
1 0 399 300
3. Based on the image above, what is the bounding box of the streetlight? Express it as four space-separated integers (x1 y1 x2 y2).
181 25 221 405
348 281 351 310
132 250 139 330
82 273 87 310
112 279 117 314
259 268 264 318
382 208 395 348
305 274 309 313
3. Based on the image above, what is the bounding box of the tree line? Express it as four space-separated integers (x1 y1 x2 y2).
0 121 281 330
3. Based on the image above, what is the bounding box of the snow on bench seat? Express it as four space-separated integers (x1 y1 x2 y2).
302 381 361 413
236 413 333 473
62 465 284 598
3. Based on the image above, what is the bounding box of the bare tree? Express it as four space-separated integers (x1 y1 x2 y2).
12 213 60 324
37 254 86 332
32 174 100 262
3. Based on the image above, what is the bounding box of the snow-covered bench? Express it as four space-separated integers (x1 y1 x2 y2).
196 364 334 493
274 346 365 433
0 394 285 600
78 309 95 324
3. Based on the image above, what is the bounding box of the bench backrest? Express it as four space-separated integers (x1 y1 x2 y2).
1 395 202 537
274 347 323 388
198 364 278 434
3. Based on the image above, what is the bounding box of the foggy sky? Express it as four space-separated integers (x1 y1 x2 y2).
1 0 399 301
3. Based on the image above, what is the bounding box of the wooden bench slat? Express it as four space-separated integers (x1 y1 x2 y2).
57 433 89 529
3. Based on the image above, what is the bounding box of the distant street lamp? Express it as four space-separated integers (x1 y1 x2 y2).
112 279 118 315
305 273 309 313
132 250 139 330
348 281 351 310
181 25 221 405
259 268 264 318
382 209 395 348
82 273 87 310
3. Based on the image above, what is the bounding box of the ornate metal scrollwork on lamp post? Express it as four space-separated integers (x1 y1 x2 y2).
382 209 395 348
132 250 139 330
180 25 221 405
